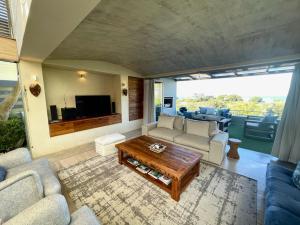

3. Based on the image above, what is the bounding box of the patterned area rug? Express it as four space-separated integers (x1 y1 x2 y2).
58 155 257 225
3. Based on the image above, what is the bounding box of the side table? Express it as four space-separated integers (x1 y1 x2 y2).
227 138 241 159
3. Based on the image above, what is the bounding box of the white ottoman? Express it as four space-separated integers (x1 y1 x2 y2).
95 133 126 156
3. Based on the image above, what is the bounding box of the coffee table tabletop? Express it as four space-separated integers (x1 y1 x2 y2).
116 135 203 201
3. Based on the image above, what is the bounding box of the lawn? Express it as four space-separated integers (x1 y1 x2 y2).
228 123 274 154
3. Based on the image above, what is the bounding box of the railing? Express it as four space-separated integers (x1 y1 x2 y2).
230 109 282 118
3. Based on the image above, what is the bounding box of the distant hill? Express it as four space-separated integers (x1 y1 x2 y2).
244 96 286 102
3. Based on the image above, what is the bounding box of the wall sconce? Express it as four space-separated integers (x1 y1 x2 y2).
32 75 38 82
29 75 41 97
122 82 128 96
78 71 87 79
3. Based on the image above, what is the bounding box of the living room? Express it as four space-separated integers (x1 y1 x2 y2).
1 1 300 225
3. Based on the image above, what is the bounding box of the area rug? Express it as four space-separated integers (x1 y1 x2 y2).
58 155 257 225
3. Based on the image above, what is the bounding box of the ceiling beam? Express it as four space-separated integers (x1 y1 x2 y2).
145 54 300 79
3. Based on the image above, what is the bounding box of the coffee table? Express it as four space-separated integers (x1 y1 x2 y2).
115 135 202 201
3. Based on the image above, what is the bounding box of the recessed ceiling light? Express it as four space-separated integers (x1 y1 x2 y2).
237 68 267 75
268 66 295 72
174 77 192 81
190 73 211 79
212 72 235 77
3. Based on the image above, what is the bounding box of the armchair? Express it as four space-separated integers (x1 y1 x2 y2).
0 148 61 196
0 149 101 225
244 116 278 141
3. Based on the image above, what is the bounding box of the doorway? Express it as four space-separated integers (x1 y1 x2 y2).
154 81 163 121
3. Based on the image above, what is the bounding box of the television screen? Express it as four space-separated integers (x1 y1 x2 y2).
75 95 111 118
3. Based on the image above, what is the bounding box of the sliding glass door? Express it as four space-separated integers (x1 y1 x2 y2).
154 81 163 121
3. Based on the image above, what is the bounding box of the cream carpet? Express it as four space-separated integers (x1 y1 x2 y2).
58 155 257 225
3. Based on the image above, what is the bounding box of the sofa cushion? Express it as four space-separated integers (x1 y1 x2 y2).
266 190 300 215
209 121 219 137
199 107 207 114
186 119 209 137
157 116 175 130
148 128 183 142
3 194 71 225
266 178 299 198
266 163 294 184
267 162 294 179
174 116 184 130
265 205 300 225
174 134 210 151
292 161 300 189
206 107 216 115
7 158 61 196
0 166 6 182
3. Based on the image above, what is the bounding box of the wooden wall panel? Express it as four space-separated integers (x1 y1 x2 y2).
0 37 18 62
128 76 144 121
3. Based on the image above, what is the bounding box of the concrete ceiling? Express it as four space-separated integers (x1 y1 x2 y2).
47 0 300 76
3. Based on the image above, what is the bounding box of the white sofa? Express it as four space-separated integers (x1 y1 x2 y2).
142 115 229 165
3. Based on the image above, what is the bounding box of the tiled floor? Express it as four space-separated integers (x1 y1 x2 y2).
43 129 276 225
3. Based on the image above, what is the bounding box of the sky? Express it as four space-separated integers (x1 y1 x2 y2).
177 73 292 100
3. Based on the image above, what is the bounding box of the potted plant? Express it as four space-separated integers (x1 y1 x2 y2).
0 116 26 153
0 81 26 153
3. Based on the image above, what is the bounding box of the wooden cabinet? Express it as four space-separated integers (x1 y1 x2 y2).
49 114 122 137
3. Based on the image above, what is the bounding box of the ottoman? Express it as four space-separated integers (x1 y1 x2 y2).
95 133 126 156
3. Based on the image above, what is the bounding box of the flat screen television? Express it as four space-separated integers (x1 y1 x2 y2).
75 95 111 118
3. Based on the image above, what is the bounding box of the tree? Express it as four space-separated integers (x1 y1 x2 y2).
177 94 285 117
249 96 263 103
0 81 21 121
217 95 243 102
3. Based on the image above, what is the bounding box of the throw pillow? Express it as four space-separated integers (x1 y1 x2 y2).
199 107 207 114
206 107 216 115
157 115 175 130
292 161 300 189
0 166 7 182
186 119 209 137
174 116 184 130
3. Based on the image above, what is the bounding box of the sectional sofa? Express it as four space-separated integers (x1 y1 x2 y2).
142 115 229 165
265 161 300 225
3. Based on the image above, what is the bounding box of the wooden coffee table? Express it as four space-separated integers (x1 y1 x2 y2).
115 135 202 201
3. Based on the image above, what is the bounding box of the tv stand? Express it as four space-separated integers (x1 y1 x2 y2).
49 113 122 137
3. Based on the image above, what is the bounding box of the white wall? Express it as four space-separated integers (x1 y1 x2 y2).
160 78 177 115
43 67 121 119
19 60 142 158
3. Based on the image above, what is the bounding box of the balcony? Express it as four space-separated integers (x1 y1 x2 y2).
228 110 278 154
174 107 279 155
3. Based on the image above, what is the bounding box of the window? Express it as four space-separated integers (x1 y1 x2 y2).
0 0 11 38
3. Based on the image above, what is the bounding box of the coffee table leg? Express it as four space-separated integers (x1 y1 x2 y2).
171 178 181 201
118 150 123 164
196 162 200 177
